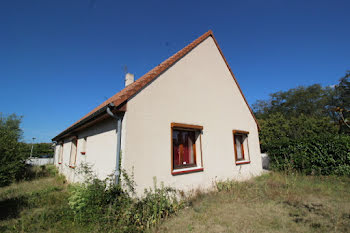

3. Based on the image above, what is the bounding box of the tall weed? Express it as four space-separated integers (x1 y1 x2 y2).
68 163 183 232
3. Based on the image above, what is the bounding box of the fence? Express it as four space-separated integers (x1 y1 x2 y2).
26 157 54 166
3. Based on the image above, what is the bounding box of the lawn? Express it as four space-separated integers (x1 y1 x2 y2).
153 172 350 233
0 174 72 233
0 169 349 233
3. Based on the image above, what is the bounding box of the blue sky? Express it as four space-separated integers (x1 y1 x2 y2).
1 0 349 143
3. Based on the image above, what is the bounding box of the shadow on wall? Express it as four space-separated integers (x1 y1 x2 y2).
77 117 118 139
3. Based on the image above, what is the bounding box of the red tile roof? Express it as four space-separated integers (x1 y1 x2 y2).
53 30 259 141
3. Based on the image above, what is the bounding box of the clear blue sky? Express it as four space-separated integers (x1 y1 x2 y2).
1 0 349 143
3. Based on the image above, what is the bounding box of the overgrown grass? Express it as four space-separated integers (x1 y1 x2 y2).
153 172 350 233
1 167 349 232
0 165 69 233
0 165 183 233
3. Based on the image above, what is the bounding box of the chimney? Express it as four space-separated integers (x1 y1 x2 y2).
125 73 134 87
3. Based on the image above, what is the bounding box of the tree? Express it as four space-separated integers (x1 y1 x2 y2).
253 71 350 175
253 72 350 134
0 113 29 186
34 143 54 157
334 71 350 133
253 84 335 120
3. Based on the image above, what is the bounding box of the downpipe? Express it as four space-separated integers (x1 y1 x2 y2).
106 103 122 185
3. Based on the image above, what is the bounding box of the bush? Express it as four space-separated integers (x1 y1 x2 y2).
20 164 60 181
216 179 239 192
0 114 28 187
68 164 183 232
258 113 350 176
133 178 181 229
258 113 338 152
268 134 350 176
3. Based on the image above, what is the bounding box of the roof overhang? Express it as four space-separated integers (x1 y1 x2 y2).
52 101 126 142
52 30 260 142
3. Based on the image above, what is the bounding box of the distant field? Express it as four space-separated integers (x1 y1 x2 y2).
0 171 349 233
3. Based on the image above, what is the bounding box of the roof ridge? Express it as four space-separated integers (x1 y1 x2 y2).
53 30 258 141
59 30 213 133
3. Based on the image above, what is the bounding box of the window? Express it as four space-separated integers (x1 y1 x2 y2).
81 137 87 155
69 137 78 168
173 129 196 168
233 130 250 165
58 142 64 164
171 123 204 175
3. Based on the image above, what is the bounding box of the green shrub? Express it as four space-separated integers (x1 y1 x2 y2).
45 164 58 177
133 178 181 229
268 134 350 176
216 179 238 192
21 165 59 181
258 112 350 176
258 113 338 152
68 164 183 232
0 114 28 187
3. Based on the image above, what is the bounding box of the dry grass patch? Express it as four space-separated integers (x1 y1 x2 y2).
1 169 349 233
152 173 350 233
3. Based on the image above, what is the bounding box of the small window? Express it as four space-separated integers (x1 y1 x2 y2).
173 129 196 169
69 137 78 168
233 130 250 164
81 137 87 155
58 142 64 164
171 123 204 175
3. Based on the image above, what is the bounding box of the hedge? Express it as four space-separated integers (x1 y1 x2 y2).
268 134 350 176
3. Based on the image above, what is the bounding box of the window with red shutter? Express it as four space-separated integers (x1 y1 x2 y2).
171 123 204 174
172 129 196 169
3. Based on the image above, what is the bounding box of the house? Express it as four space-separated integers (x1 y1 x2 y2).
52 30 263 195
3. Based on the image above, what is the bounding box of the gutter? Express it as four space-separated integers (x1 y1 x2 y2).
52 101 126 142
106 103 123 185
52 100 125 185
52 105 110 141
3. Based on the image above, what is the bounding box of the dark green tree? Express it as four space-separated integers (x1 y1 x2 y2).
254 71 350 175
0 113 29 186
253 84 335 120
334 71 350 133
258 113 338 152
34 143 54 157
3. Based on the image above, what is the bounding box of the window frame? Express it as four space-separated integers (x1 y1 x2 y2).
69 137 78 168
58 142 64 164
232 130 251 165
171 123 204 175
80 137 87 155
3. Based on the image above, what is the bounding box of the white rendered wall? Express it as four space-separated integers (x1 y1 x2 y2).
55 118 118 182
123 37 263 196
